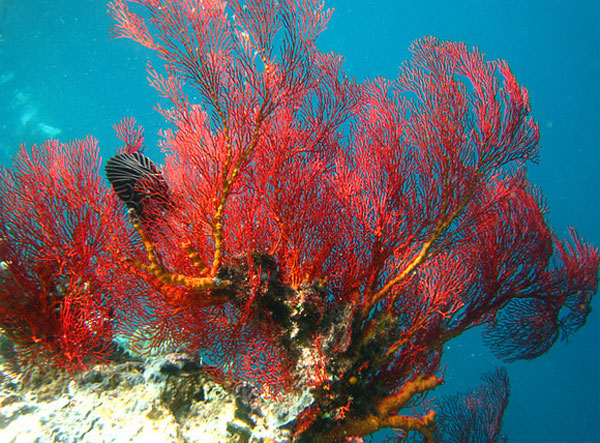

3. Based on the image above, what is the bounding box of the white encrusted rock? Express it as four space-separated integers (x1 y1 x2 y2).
0 353 312 443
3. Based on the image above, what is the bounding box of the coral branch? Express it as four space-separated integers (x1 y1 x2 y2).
319 375 442 442
127 209 230 302
379 374 443 417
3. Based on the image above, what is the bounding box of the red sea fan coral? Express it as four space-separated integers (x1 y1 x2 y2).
0 1 597 441
424 368 510 443
106 0 345 390
101 1 598 440
0 138 138 371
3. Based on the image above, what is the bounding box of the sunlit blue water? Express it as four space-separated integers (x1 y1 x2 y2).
0 1 598 441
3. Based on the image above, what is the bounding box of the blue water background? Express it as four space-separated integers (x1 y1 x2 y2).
0 1 598 441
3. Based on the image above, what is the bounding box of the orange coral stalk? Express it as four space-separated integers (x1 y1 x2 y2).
319 375 442 442
129 210 229 297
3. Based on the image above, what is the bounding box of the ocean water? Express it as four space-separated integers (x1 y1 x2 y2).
0 1 598 442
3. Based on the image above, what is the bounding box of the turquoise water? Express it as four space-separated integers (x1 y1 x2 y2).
0 1 598 441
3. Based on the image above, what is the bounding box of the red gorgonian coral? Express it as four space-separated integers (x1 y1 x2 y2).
0 1 597 441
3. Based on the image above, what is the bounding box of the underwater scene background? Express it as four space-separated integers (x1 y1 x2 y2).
0 0 598 441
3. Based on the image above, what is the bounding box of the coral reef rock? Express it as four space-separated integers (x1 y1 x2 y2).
0 351 310 443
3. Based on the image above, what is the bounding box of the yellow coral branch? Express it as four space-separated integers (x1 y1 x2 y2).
321 410 436 443
128 210 226 295
210 103 267 275
318 375 441 442
378 374 442 417
182 242 209 274
362 173 481 316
